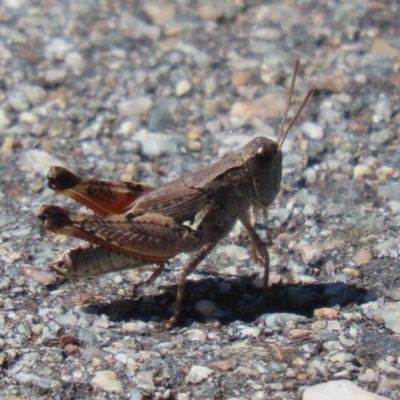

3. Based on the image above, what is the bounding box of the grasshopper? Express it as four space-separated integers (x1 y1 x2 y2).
38 60 313 325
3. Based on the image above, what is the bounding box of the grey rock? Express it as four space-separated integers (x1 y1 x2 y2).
118 96 153 117
44 68 67 84
303 379 390 400
0 109 11 130
0 213 17 228
45 38 73 60
18 149 66 176
19 85 46 106
8 90 30 112
91 370 124 393
370 129 394 146
367 302 400 334
302 122 324 139
15 373 54 389
185 365 214 384
55 313 78 327
377 182 400 201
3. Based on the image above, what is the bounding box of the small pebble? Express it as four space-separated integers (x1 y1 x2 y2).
45 38 73 60
18 149 66 176
0 110 11 130
44 68 67 84
314 308 339 320
185 366 214 384
8 90 30 112
56 314 78 327
121 322 146 334
231 71 251 87
118 97 153 117
370 129 393 146
23 268 56 286
184 329 207 342
301 122 324 140
353 165 373 180
20 85 47 106
352 248 372 265
91 370 124 393
187 126 204 140
175 80 191 97
367 303 400 334
187 140 202 152
197 4 223 21
142 2 176 25
312 73 347 92
211 360 238 371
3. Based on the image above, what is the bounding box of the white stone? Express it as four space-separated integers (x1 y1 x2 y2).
8 90 30 112
353 164 373 179
91 370 124 393
237 326 261 338
175 80 191 97
301 122 324 140
184 329 208 342
367 302 400 334
19 112 39 124
117 96 153 117
0 110 11 131
185 365 214 383
4 0 27 9
56 314 78 327
44 69 67 84
121 322 146 334
65 51 85 74
303 379 390 400
19 85 46 106
18 149 66 176
134 129 183 157
45 38 73 60
216 244 250 261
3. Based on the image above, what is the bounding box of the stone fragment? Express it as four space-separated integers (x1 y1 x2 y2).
314 308 338 320
23 268 56 286
142 2 176 25
303 379 390 400
367 302 400 334
352 248 372 265
184 329 207 342
91 370 124 393
185 365 214 384
117 97 153 117
175 80 191 97
211 359 238 371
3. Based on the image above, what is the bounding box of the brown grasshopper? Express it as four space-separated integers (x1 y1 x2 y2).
38 60 313 325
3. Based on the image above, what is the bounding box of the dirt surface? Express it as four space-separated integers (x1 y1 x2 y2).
1 0 400 399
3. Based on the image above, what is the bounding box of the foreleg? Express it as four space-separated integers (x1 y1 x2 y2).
239 212 270 289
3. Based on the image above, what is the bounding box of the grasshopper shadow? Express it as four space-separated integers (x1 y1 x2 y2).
82 277 374 325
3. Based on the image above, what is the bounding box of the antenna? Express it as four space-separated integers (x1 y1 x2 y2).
277 60 313 150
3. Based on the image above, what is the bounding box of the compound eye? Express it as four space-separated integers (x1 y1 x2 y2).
256 144 271 158
257 145 265 155
255 144 278 167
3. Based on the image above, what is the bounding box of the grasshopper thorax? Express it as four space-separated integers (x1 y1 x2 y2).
241 137 283 208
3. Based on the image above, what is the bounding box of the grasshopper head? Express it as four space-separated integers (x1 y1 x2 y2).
241 137 283 208
240 62 313 208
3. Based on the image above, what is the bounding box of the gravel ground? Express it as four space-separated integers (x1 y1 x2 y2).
1 0 400 399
